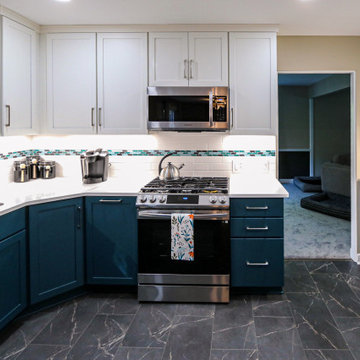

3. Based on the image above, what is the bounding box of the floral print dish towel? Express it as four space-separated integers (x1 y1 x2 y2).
171 213 194 261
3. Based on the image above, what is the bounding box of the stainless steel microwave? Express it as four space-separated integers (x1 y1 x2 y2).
147 87 229 131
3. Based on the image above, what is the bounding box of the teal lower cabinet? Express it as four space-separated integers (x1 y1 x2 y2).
85 196 137 285
29 198 84 305
231 238 284 287
230 198 284 289
0 230 27 330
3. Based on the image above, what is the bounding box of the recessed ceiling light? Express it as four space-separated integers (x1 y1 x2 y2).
54 0 72 2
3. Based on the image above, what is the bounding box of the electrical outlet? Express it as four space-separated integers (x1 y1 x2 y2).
232 160 242 173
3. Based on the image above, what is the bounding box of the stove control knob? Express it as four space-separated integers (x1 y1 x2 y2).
219 196 227 204
140 195 147 203
159 195 166 203
209 196 218 204
149 195 156 203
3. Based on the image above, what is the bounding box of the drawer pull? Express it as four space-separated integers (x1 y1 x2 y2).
246 261 269 266
99 199 123 203
246 226 269 231
245 206 269 210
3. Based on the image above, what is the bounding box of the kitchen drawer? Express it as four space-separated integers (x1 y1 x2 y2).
231 238 284 287
0 207 26 241
231 198 283 217
231 218 283 238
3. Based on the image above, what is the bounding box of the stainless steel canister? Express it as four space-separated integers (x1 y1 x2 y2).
13 160 30 183
39 161 56 179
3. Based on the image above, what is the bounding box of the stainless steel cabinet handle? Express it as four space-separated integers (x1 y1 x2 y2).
91 107 95 127
190 59 193 79
98 108 102 127
231 108 234 129
99 199 123 203
184 59 188 79
245 206 269 210
77 206 81 229
246 226 269 231
5 105 10 127
246 261 269 266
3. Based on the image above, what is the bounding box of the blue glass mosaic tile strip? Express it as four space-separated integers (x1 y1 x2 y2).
0 149 275 160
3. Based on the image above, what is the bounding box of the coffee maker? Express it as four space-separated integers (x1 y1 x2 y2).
80 149 109 184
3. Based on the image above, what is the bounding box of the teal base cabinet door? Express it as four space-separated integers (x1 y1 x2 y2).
29 198 84 305
85 197 137 285
0 230 27 330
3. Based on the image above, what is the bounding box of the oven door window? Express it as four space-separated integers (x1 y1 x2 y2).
138 218 230 274
148 96 210 123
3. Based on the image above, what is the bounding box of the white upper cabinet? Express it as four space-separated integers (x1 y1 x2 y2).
149 32 188 86
149 32 228 87
2 17 38 135
97 33 147 134
46 33 97 134
229 32 277 135
188 32 228 86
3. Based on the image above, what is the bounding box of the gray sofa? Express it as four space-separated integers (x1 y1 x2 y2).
300 154 351 220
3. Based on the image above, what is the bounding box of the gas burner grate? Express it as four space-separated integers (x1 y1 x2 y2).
140 177 229 194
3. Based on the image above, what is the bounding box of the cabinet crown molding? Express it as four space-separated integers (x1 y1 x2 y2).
39 24 279 34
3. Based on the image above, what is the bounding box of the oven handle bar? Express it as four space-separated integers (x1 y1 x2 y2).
138 211 229 221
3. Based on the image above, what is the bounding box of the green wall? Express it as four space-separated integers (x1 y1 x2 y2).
278 86 309 149
314 88 351 176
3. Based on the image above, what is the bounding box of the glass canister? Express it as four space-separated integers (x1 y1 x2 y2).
13 160 30 183
26 155 42 179
39 161 56 179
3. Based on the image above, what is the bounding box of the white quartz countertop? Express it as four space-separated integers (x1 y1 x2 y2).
230 174 289 198
0 173 288 216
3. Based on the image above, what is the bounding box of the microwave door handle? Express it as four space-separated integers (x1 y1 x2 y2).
209 90 214 127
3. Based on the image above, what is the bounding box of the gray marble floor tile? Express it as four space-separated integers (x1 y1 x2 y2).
254 317 307 360
176 303 215 317
122 304 177 348
99 293 140 315
304 349 355 360
212 298 256 350
115 347 164 360
287 292 348 349
333 261 360 300
311 273 360 317
210 349 258 360
66 314 134 360
335 317 360 360
15 344 71 360
285 261 318 293
68 293 109 314
252 294 292 317
305 261 340 275
0 309 59 360
31 300 97 346
162 316 213 360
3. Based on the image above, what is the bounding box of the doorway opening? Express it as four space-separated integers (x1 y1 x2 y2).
278 73 354 259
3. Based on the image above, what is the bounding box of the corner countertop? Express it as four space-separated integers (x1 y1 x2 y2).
0 173 288 216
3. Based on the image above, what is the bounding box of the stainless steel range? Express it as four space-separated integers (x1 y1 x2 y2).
136 177 230 303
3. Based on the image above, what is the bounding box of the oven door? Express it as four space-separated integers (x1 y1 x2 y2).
137 209 230 276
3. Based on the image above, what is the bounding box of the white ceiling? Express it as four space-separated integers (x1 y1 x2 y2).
1 0 360 35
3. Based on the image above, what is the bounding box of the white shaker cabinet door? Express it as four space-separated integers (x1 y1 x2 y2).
2 17 38 135
149 32 189 86
46 33 97 134
188 32 228 86
97 33 147 134
229 32 277 135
